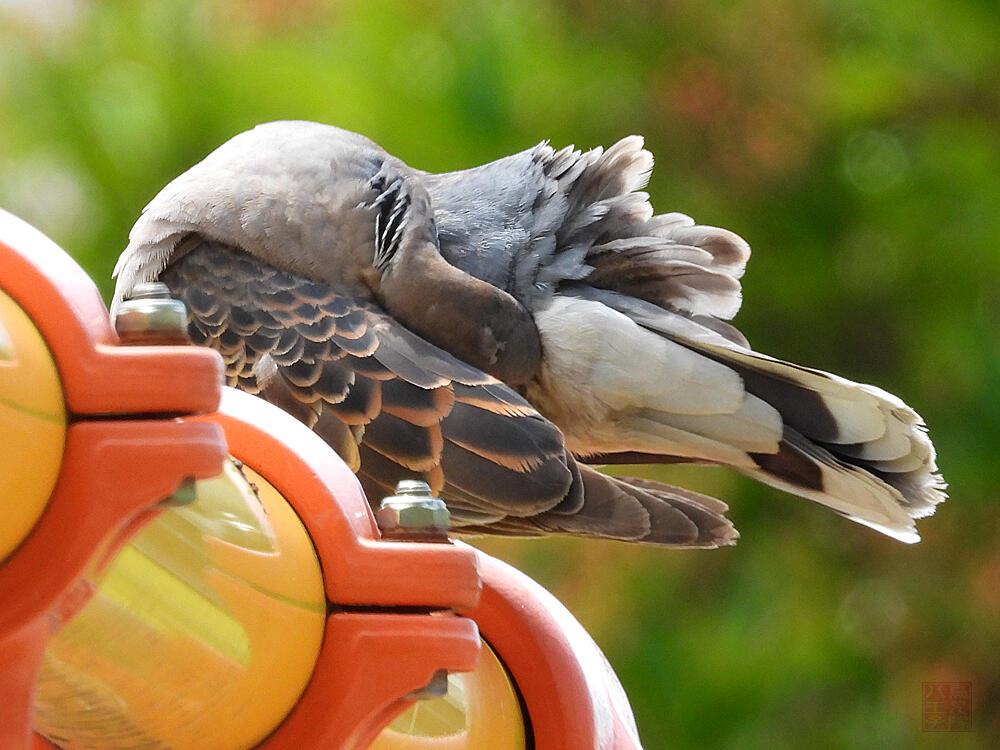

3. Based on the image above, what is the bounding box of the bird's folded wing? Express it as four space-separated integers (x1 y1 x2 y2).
456 466 738 548
161 238 577 517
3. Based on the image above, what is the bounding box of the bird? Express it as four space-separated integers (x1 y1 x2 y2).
112 120 946 548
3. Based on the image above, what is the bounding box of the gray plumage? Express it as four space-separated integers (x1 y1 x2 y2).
112 120 946 546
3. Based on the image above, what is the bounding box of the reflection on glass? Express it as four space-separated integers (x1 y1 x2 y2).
34 461 326 750
370 640 527 750
0 289 65 561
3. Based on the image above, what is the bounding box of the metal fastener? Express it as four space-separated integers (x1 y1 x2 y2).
375 479 451 542
166 477 198 506
404 669 450 701
374 482 453 700
114 282 190 345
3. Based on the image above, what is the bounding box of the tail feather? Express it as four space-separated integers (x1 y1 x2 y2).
745 428 922 543
679 343 946 525
536 288 945 542
689 349 945 539
533 146 945 540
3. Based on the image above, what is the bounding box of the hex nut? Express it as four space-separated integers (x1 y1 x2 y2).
375 496 451 540
114 283 190 345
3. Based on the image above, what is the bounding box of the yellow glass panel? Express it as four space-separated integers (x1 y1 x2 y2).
370 640 527 750
34 461 327 750
0 289 66 561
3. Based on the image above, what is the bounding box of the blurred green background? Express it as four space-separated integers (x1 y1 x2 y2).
2 0 997 747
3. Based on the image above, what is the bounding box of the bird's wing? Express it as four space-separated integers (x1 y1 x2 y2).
162 238 564 513
159 236 736 547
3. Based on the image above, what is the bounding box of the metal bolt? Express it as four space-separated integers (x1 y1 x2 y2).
114 282 190 345
375 483 452 700
395 479 437 496
405 669 450 701
165 477 198 506
130 282 174 300
375 479 451 542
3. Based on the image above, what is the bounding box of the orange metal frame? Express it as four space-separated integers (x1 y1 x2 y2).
0 209 227 749
1 207 644 749
0 209 483 750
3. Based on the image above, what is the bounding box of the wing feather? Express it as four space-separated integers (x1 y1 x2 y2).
161 238 580 520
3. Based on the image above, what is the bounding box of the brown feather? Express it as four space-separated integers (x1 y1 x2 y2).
362 412 443 472
380 379 455 426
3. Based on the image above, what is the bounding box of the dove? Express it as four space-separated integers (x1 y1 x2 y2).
112 121 945 547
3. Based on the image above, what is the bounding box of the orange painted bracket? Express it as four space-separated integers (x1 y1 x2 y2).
3 205 644 749
199 388 482 613
2 620 51 750
468 548 644 750
265 613 480 750
0 208 228 750
1 201 478 750
0 420 225 634
0 209 222 417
